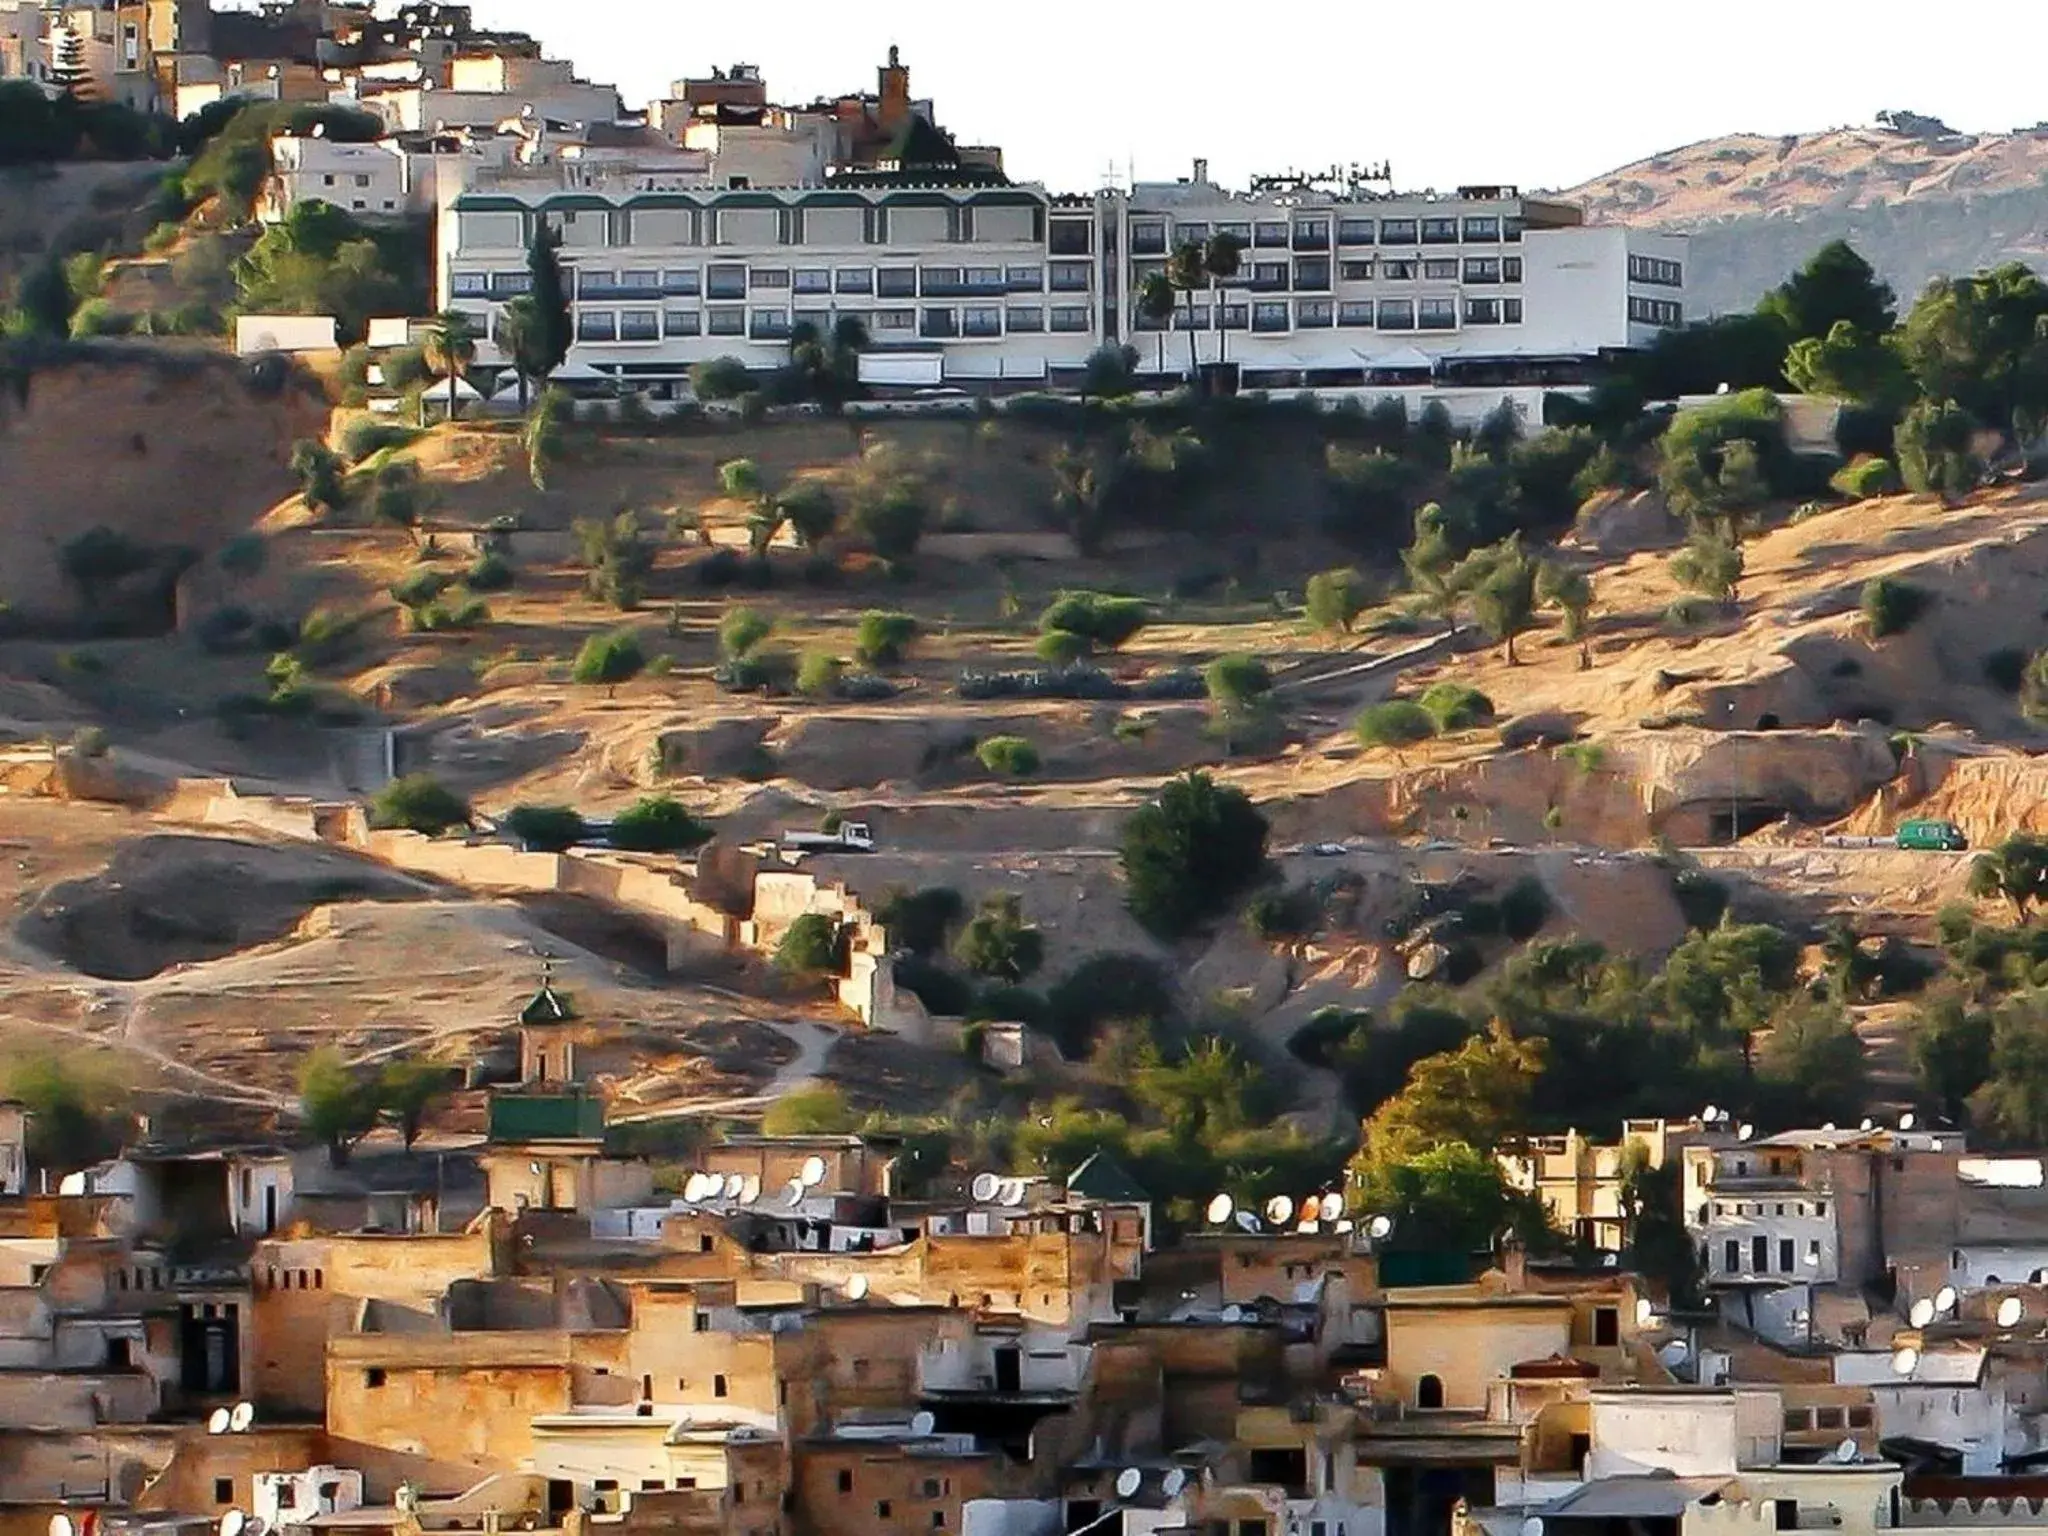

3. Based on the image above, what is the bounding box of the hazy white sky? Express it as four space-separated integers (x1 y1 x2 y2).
460 0 2048 194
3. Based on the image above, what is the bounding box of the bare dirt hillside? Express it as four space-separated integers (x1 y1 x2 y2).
0 161 171 287
1559 119 2048 313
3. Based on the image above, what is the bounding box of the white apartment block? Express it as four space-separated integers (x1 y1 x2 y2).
436 166 1690 398
269 135 414 219
1684 1140 1842 1290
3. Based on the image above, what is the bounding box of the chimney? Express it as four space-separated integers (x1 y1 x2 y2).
879 44 909 133
1193 157 1209 184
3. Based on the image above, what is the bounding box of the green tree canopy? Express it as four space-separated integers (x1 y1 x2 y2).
1119 771 1270 937
1759 240 1897 344
953 893 1045 983
1895 263 2048 432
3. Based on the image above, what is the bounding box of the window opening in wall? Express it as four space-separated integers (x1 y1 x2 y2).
1416 1373 1444 1409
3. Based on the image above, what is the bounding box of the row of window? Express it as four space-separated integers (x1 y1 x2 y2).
1130 214 1523 255
1629 254 1684 287
1130 255 1524 292
1711 1200 1828 1219
571 305 1094 343
1135 297 1524 332
1783 1405 1875 1432
1716 1235 1824 1274
1630 296 1684 327
456 264 1092 302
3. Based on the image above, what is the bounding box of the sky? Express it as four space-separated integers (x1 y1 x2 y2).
437 0 2048 194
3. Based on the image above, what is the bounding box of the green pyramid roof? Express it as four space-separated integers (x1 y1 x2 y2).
1066 1151 1149 1203
520 980 574 1025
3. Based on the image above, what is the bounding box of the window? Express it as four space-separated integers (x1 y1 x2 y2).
578 312 617 342
713 1373 729 1398
836 267 874 294
1338 217 1375 246
1724 1239 1741 1272
922 266 964 295
749 309 790 340
1464 257 1501 283
1049 263 1092 292
365 1368 387 1388
698 1234 714 1255
1006 305 1045 332
1815 1406 1846 1430
1380 218 1418 245
1292 218 1330 248
794 268 832 293
1753 1235 1770 1272
1418 297 1456 330
1815 1201 1827 1219
1249 261 1288 292
1048 219 1092 256
215 1479 234 1505
1253 220 1289 248
490 271 532 296
1416 1374 1445 1409
661 268 700 296
748 268 789 290
577 269 616 297
1377 299 1415 330
692 1309 712 1331
921 308 959 338
1130 220 1167 256
838 1471 854 1493
1848 1406 1874 1429
276 1486 298 1511
1420 217 1459 244
1422 258 1458 281
1049 307 1090 332
1218 303 1248 330
619 311 659 341
1173 304 1211 330
1629 253 1684 287
1252 301 1289 333
1296 299 1334 328
1503 297 1523 323
707 264 746 299
1629 296 1683 327
1340 259 1374 282
962 305 1002 337
1466 297 1502 324
708 308 746 336
877 1503 893 1520
1294 257 1331 291
932 1515 946 1531
923 1480 943 1499
1502 256 1523 283
1463 216 1501 242
878 267 918 298
1380 260 1417 281
964 265 1004 292
1338 301 1375 327
451 271 488 297
620 269 659 295
1505 217 1525 243
1593 1307 1619 1346
1005 264 1043 291
875 308 916 332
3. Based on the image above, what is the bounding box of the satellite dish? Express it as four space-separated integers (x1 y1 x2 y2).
1299 1195 1322 1224
1000 1179 1028 1208
740 1175 761 1204
1221 1304 1244 1323
207 1407 231 1435
1115 1468 1143 1500
57 1172 85 1196
1367 1214 1394 1240
1206 1193 1234 1225
973 1172 1002 1204
723 1173 745 1199
682 1173 707 1202
1162 1470 1187 1499
1909 1298 1935 1328
1636 1297 1656 1325
1892 1346 1921 1376
229 1401 254 1433
1833 1438 1859 1464
910 1410 936 1436
2000 1296 2026 1328
221 1513 246 1536
1333 1219 1354 1234
1322 1189 1346 1220
52 1517 75 1536
800 1155 827 1187
1737 1124 1755 1141
1900 1112 1917 1131
1657 1339 1690 1368
1860 1118 1875 1132
784 1181 805 1208
1235 1211 1260 1235
847 1274 870 1302
1703 1104 1719 1124
1822 1122 1836 1133
1936 1285 1959 1314
1265 1195 1294 1226
1521 1519 1546 1536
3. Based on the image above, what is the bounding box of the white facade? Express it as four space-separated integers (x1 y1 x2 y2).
1586 1388 1783 1479
0 1102 24 1197
1835 1350 2003 1474
1684 1144 1842 1288
254 1465 365 1528
268 136 414 221
434 163 1689 394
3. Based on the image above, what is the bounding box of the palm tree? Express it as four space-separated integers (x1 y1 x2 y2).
1136 272 1177 377
496 296 544 410
423 309 478 423
1203 232 1245 366
1165 242 1207 381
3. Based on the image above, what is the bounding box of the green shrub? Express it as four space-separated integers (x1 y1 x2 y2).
410 594 489 632
1418 681 1494 732
504 805 586 852
1035 628 1090 666
340 418 421 463
1829 455 1900 500
1354 700 1437 750
465 551 514 591
796 649 844 699
68 299 131 338
976 735 1041 776
1498 877 1551 940
610 795 712 853
1304 567 1370 634
369 774 470 835
718 606 773 660
1038 591 1150 654
1663 596 1715 630
1896 397 1982 501
1245 884 1318 940
1984 648 2028 694
1119 771 1269 938
216 533 267 579
853 610 919 667
572 629 646 694
775 912 841 975
389 567 449 607
875 887 966 955
294 605 366 666
1861 577 1929 638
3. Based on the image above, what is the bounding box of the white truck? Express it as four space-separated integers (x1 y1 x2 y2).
779 822 877 855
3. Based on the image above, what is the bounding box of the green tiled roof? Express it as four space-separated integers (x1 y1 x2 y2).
488 1093 604 1143
1065 1151 1149 1203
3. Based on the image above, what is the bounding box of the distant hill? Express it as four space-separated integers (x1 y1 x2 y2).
1559 113 2048 316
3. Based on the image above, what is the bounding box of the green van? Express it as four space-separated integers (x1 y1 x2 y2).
1896 819 1968 851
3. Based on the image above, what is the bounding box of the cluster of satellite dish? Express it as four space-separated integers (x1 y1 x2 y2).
218 1512 268 1536
206 1401 258 1435
675 1156 831 1211
1697 1106 1756 1142
1905 1285 2027 1333
969 1171 1033 1208
1100 1466 1187 1503
1201 1190 1391 1241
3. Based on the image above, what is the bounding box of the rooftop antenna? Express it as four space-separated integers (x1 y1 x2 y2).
1205 1192 1234 1225
229 1401 255 1433
2000 1296 2026 1328
1115 1468 1143 1500
207 1407 231 1435
847 1274 870 1302
972 1171 1002 1204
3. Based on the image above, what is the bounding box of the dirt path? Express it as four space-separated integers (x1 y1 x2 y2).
608 1020 840 1122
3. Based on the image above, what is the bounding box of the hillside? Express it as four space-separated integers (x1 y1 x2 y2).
1562 117 2048 314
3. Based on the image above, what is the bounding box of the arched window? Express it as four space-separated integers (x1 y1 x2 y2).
1417 1374 1444 1410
